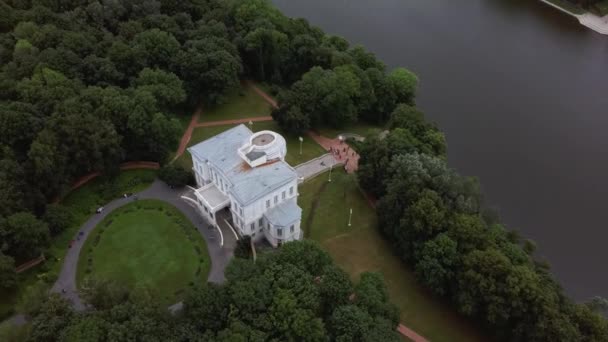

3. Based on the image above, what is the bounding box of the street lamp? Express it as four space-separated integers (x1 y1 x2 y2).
338 135 344 144
248 120 253 131
298 136 303 155
348 208 352 227
328 162 333 182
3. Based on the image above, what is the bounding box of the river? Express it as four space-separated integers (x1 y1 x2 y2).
272 0 608 300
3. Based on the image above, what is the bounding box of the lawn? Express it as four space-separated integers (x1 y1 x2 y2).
77 200 210 304
297 170 486 342
0 170 157 320
199 83 272 123
174 121 326 170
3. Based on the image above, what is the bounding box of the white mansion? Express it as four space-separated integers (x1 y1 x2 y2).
187 124 302 247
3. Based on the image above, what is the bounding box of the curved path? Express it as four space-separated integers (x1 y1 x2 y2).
50 180 235 311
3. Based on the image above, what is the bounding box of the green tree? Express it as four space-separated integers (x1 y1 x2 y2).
0 250 16 290
133 68 185 108
43 204 72 236
0 212 50 260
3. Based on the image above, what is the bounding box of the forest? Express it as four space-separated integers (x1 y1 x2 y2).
0 0 606 341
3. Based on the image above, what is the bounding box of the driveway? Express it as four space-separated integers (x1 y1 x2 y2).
50 180 235 310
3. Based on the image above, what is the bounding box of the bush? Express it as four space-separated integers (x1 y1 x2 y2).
234 236 252 259
158 165 193 188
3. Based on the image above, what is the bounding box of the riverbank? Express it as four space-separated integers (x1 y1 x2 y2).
539 0 608 34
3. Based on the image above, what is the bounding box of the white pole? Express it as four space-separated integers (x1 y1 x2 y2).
328 164 333 182
299 136 303 155
348 208 352 227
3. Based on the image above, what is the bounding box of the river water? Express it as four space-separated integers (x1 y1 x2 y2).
272 0 608 300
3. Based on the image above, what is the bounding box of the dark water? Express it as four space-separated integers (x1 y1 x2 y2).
272 0 608 300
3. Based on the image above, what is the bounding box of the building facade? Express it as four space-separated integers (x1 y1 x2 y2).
187 124 302 247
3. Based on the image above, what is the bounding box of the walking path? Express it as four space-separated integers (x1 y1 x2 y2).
172 108 201 162
195 116 273 128
307 132 360 173
539 0 608 35
50 180 236 311
295 154 342 181
247 81 278 109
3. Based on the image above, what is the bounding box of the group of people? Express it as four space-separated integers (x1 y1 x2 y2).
328 141 357 173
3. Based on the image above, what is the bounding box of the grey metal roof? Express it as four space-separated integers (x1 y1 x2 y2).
188 124 252 173
227 160 296 205
188 124 298 206
264 199 302 227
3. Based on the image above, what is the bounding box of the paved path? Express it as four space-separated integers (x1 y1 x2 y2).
50 180 235 311
539 0 608 35
307 132 360 173
195 116 273 128
398 324 429 342
295 153 342 181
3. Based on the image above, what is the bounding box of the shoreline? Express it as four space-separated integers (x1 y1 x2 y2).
539 0 608 35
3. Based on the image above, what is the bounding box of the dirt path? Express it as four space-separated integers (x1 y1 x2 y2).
195 116 273 128
247 81 278 109
172 107 202 162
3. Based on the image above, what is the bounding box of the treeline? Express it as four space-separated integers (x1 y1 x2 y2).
356 107 608 339
0 0 397 286
3 241 401 342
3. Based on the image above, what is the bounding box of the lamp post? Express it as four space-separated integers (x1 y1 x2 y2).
248 120 253 131
348 208 352 227
298 136 303 155
328 162 333 182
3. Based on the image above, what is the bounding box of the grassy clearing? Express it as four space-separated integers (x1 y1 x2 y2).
77 200 210 305
592 0 608 15
0 170 157 320
199 83 272 123
174 121 326 170
297 170 485 342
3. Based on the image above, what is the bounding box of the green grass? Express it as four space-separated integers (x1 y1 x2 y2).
199 83 272 123
77 200 210 304
0 170 157 320
174 121 326 170
316 122 384 139
544 0 586 15
593 0 608 15
298 170 486 342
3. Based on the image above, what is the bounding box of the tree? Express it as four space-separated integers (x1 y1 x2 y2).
158 164 192 187
0 212 50 260
131 28 180 69
28 295 74 342
0 251 16 291
354 272 399 325
43 204 72 236
133 68 185 108
387 67 418 106
414 233 458 296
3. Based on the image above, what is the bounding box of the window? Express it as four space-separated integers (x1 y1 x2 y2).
266 199 270 208
239 207 243 216
289 186 294 195
282 191 286 200
274 195 278 204
203 206 208 213
210 212 214 219
258 218 263 227
277 228 283 237
290 225 294 233
220 178 224 190
251 223 255 231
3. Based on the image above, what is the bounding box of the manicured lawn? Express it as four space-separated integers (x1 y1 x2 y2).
316 122 385 139
199 83 272 123
0 170 157 320
77 200 210 304
174 121 326 170
298 170 486 342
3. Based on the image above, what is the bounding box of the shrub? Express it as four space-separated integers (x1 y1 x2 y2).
158 164 193 187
